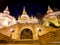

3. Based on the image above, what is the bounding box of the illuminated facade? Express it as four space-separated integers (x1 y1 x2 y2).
18 7 39 23
11 7 39 40
0 6 60 41
0 6 40 40
0 6 16 28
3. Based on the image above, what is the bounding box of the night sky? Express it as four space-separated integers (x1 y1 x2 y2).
0 0 60 19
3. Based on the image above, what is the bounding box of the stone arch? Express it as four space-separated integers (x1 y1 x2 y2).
20 28 33 39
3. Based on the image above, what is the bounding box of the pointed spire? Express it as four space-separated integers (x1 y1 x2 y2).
18 15 21 20
22 6 27 15
5 6 9 11
4 6 9 12
48 5 51 10
3 6 10 14
47 5 53 14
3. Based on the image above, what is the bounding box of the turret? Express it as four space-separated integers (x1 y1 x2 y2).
3 6 10 15
21 6 29 19
18 15 21 20
47 5 53 14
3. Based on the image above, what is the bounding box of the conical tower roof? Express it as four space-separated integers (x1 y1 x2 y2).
22 7 27 15
47 5 53 14
18 15 21 20
21 6 29 19
48 5 51 10
3 6 10 14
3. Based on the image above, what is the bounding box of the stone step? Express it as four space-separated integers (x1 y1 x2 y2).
0 44 39 45
0 40 39 44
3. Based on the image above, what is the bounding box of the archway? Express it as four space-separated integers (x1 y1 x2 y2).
20 28 33 39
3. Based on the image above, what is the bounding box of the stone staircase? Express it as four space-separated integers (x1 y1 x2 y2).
7 40 39 44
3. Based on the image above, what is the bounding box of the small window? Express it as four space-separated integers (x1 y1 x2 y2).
39 29 41 32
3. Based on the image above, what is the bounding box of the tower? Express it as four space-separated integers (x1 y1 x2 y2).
3 6 10 15
18 15 21 22
22 7 27 15
47 5 53 14
21 6 29 19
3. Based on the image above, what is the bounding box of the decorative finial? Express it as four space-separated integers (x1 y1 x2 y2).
22 6 27 15
3 6 10 14
48 5 51 10
47 5 53 14
18 15 21 20
6 6 9 11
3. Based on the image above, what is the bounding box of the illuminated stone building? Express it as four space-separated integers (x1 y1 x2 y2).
18 7 39 23
0 6 16 28
0 6 60 43
11 7 39 40
0 6 51 41
43 6 60 27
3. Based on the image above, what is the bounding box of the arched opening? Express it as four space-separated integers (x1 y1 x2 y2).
20 28 33 39
49 22 60 28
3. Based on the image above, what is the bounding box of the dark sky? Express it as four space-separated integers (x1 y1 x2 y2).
0 0 60 19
